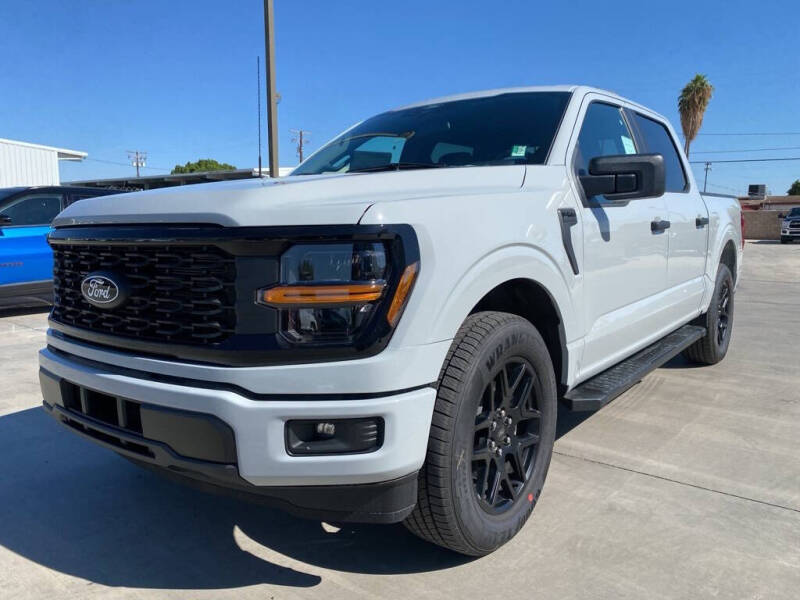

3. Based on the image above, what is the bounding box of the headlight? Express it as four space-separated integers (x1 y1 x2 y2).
257 238 418 346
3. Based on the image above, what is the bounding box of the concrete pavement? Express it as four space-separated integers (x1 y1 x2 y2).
1 240 799 599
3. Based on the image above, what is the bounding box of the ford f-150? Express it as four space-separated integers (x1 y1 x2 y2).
38 86 742 555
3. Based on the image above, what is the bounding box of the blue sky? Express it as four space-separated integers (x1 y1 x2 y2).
1 0 798 195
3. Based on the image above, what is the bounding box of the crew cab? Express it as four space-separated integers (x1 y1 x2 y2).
0 186 119 307
38 86 742 556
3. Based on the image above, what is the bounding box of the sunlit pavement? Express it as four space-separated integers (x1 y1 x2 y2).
2 240 799 599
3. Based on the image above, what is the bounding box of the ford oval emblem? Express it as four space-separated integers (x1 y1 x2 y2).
80 272 127 310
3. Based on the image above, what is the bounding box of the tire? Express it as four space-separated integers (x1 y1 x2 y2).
781 236 789 244
403 311 557 556
683 263 734 365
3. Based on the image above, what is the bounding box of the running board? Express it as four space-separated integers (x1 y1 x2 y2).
562 325 706 412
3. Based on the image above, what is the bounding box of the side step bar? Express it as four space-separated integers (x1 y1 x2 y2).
562 324 706 412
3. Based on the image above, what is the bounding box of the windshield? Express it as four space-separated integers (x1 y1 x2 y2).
293 92 571 176
788 208 800 217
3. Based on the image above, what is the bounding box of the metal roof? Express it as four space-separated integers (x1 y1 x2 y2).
0 137 87 161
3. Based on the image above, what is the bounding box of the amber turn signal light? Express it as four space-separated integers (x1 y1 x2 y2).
260 282 386 307
387 262 419 327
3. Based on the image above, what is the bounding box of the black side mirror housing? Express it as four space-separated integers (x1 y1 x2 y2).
0 213 11 225
580 153 665 201
777 213 786 219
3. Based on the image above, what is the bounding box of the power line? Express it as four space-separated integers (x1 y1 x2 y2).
697 132 800 136
84 157 170 171
689 156 800 164
692 145 800 155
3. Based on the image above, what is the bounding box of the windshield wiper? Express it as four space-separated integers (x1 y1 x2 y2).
349 162 446 174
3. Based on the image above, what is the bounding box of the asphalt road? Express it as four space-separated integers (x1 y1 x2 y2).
1 240 798 599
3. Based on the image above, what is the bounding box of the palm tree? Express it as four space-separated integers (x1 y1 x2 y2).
678 74 714 157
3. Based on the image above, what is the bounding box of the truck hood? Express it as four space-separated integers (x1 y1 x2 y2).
54 166 525 228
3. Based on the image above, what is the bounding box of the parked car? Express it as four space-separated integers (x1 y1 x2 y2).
38 86 742 555
779 207 800 243
0 186 120 307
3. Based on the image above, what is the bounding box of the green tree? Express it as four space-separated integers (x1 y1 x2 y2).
678 74 714 157
171 158 237 174
787 180 800 195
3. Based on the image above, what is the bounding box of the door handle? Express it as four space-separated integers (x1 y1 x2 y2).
558 208 580 275
695 216 709 227
651 219 671 233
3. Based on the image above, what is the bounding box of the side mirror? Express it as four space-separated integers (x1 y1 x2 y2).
0 213 11 225
777 213 786 219
580 154 665 200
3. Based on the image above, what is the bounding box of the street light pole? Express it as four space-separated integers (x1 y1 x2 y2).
263 0 279 178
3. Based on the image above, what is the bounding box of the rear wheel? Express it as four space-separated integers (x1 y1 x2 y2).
683 263 734 365
404 311 557 556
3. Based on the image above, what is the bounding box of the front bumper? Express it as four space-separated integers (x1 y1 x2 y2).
39 346 436 522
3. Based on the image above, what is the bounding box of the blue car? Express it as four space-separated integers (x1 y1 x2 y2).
0 186 120 308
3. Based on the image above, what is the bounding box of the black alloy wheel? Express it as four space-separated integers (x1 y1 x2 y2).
473 359 542 513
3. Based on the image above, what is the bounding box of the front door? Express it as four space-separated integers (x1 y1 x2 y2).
0 193 63 288
569 98 670 378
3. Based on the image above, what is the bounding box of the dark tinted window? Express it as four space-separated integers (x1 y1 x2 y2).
574 103 637 176
1 194 62 225
293 92 571 175
633 113 687 192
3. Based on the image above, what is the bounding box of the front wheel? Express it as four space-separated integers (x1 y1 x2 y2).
404 311 557 556
683 263 735 365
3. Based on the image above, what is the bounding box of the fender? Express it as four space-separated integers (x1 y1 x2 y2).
426 243 579 347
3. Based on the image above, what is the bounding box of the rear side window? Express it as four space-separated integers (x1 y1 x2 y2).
574 103 637 176
633 114 688 192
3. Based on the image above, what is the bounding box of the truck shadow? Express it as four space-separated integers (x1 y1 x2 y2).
0 407 471 591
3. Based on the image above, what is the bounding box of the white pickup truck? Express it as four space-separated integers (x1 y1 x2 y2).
39 86 742 556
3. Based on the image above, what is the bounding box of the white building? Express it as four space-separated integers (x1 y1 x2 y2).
0 138 87 187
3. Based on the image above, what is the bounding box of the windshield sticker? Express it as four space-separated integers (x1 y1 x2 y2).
621 136 636 154
511 145 527 157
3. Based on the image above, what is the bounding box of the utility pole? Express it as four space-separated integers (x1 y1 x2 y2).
257 56 262 176
703 161 711 193
290 129 311 163
127 150 147 177
263 0 279 177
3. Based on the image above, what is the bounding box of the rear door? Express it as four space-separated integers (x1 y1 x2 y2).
0 192 64 286
568 97 670 378
629 111 708 320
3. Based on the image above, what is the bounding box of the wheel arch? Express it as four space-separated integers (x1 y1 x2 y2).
422 245 578 390
719 238 737 283
470 278 568 391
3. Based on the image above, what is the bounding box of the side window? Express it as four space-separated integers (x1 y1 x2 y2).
574 102 637 176
633 114 688 192
0 195 62 226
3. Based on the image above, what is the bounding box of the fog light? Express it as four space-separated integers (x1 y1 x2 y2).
315 422 336 437
286 417 384 455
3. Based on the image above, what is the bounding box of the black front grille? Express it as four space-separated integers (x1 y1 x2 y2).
790 220 800 228
51 243 237 345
